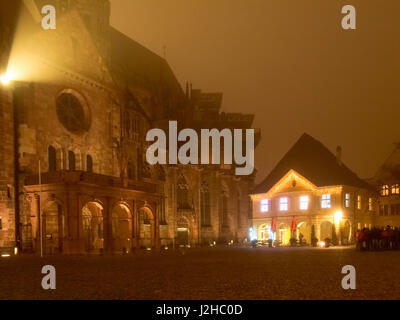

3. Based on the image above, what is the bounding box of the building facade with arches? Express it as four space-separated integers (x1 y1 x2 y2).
251 134 377 246
0 1 258 253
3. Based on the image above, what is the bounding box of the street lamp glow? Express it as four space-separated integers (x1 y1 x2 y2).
334 210 343 224
0 72 12 85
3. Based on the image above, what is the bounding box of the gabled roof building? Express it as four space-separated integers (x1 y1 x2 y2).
251 134 377 245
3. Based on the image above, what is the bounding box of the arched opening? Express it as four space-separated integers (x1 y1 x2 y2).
278 223 290 245
220 186 229 228
177 175 190 210
43 201 63 254
86 155 93 173
341 220 351 245
68 151 76 170
177 216 190 246
127 161 136 180
82 202 104 252
320 221 333 242
48 146 57 172
111 203 132 253
200 181 211 226
297 222 311 245
258 224 269 241
138 207 155 248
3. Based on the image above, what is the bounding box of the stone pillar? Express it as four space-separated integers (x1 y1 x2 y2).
32 194 40 252
103 197 112 253
154 203 161 250
132 199 138 250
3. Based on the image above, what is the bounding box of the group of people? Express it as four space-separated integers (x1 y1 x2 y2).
356 226 400 251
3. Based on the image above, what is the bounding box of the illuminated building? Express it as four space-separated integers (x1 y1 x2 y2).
0 0 259 253
370 143 400 227
251 134 377 245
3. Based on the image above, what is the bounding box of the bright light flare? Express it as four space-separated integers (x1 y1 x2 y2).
0 73 12 85
334 210 343 224
319 241 326 248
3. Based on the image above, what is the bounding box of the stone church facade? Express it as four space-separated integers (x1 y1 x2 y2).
0 0 259 254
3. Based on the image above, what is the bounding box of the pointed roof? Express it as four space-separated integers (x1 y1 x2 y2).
372 143 400 185
108 27 186 111
253 133 373 194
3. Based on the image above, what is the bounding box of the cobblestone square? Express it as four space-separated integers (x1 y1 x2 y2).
1 247 399 300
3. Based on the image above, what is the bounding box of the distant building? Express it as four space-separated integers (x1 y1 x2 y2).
370 143 400 227
0 0 259 254
250 134 377 245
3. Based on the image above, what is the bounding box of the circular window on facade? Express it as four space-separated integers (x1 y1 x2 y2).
56 92 90 134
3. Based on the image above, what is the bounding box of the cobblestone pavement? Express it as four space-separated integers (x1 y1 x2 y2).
0 246 399 300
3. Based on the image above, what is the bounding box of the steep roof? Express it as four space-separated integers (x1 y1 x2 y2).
109 27 186 109
372 144 400 185
253 133 373 194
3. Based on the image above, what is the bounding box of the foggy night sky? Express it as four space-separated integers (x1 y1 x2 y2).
110 0 400 182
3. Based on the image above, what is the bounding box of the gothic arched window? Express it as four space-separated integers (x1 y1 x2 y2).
177 175 190 210
220 188 229 228
201 181 211 226
127 162 136 180
87 155 93 173
48 146 57 172
68 151 76 170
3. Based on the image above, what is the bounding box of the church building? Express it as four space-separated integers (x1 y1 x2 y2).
0 0 259 254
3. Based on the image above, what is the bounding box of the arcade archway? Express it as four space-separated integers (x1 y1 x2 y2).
82 202 104 252
138 207 155 248
297 222 311 244
43 201 63 254
278 223 290 245
320 221 333 241
111 203 133 253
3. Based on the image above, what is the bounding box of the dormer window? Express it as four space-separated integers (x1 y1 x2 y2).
381 185 389 196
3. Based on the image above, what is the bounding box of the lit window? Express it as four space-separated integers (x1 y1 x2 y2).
321 194 331 208
279 197 288 211
392 184 400 195
357 195 361 210
345 193 350 208
260 199 270 212
381 185 389 196
299 196 309 210
369 198 373 211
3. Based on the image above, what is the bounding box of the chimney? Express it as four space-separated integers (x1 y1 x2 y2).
336 146 342 166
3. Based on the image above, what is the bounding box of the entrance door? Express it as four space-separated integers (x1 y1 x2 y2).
177 228 189 246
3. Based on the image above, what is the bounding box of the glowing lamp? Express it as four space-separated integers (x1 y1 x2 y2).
0 73 11 85
319 241 326 248
334 210 343 224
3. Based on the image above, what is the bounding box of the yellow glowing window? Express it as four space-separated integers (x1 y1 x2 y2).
299 196 309 210
392 184 400 195
345 193 350 208
260 199 270 212
381 185 389 196
357 195 361 210
368 198 373 211
321 194 331 208
279 197 289 211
